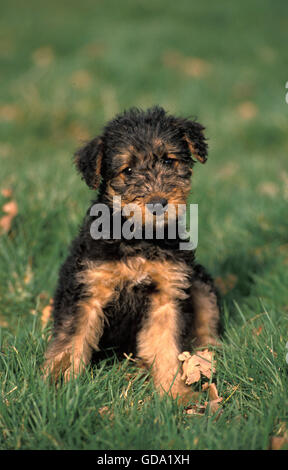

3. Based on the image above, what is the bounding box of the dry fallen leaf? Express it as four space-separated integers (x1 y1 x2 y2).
185 404 206 416
216 162 239 180
252 325 263 337
202 382 223 414
98 405 114 420
185 383 223 417
258 182 279 197
41 300 53 329
266 346 277 358
179 349 222 417
215 274 237 295
0 315 8 328
32 46 55 67
70 70 93 89
270 436 288 450
0 215 13 233
236 101 258 120
24 258 33 285
0 199 18 234
162 50 211 78
2 200 18 217
179 349 216 385
0 104 22 122
182 57 211 78
68 121 91 142
1 187 13 198
98 405 109 416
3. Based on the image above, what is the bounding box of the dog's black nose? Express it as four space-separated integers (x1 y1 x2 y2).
147 196 168 214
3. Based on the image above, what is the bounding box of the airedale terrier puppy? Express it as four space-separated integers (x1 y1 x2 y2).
44 106 220 401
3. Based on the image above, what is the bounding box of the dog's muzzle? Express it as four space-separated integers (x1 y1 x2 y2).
146 196 168 215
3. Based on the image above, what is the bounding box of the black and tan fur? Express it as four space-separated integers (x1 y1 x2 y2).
44 106 220 402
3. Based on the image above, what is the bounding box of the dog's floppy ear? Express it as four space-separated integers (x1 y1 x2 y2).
177 118 208 164
74 137 103 189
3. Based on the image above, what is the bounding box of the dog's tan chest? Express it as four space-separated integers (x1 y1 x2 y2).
77 257 190 300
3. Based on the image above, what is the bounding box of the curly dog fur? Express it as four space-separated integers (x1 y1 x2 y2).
44 106 220 401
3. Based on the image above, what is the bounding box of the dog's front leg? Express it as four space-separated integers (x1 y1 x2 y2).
44 262 117 381
137 299 190 400
136 263 193 402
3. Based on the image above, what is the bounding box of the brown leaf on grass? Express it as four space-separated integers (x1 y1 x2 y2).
182 57 211 78
216 162 239 180
41 300 53 329
202 382 218 399
32 46 55 67
0 200 18 234
68 121 91 142
0 104 22 122
70 70 93 90
163 50 211 78
179 349 216 385
185 383 223 417
0 215 13 233
24 258 33 285
252 325 263 337
185 404 206 416
39 291 50 302
214 274 237 295
0 315 8 328
2 200 18 217
266 346 277 358
258 182 279 197
179 350 222 418
270 436 288 450
202 382 223 414
98 405 109 416
1 187 13 198
236 101 258 120
207 398 223 415
98 405 114 420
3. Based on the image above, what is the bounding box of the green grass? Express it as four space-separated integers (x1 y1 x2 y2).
0 0 288 450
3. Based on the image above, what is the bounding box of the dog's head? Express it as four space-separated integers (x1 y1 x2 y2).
75 106 208 226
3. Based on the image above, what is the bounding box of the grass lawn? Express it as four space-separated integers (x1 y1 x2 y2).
0 0 288 450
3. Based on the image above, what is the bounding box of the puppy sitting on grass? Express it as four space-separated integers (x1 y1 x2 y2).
44 106 220 402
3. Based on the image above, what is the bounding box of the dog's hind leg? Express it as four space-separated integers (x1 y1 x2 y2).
43 262 117 381
190 268 220 347
44 298 109 381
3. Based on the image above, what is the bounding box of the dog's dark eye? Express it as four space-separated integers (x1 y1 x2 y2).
122 167 133 176
162 158 174 166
